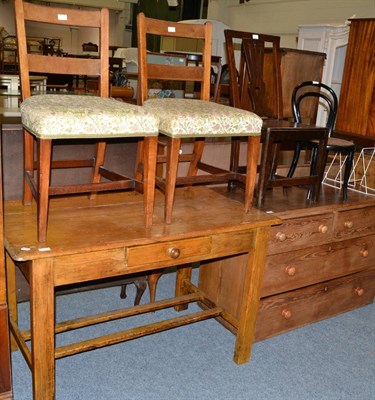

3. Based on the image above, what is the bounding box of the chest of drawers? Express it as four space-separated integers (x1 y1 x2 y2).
198 193 375 341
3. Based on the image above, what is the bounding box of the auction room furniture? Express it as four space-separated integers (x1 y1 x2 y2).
287 81 355 200
335 18 374 139
335 18 375 195
0 74 47 108
256 123 329 207
297 23 350 126
0 139 12 400
225 29 283 188
199 186 375 342
14 0 159 242
4 187 280 399
136 13 262 224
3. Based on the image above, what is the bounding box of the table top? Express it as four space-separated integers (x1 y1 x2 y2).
4 186 280 261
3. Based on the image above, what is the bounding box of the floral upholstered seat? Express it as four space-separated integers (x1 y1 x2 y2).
143 98 262 138
21 95 159 139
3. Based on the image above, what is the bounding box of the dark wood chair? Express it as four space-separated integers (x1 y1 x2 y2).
257 123 329 207
288 81 355 200
224 30 283 188
14 0 159 242
136 13 263 224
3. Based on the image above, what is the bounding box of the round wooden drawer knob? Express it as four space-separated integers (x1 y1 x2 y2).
282 309 292 319
360 249 369 258
285 265 296 276
168 247 180 259
318 224 328 234
355 287 364 297
344 221 354 229
276 232 287 242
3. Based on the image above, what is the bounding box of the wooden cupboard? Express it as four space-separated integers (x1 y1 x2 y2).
335 18 375 138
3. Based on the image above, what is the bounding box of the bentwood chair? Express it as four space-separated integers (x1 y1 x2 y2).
14 0 159 242
136 13 263 224
288 81 355 200
224 30 283 185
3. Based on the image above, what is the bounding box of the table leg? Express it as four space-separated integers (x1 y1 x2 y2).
5 253 18 351
30 258 55 400
175 264 192 311
233 226 270 365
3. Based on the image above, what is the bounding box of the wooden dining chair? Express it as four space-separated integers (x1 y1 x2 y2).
224 29 283 187
287 81 355 200
136 13 263 224
257 124 329 207
14 0 159 242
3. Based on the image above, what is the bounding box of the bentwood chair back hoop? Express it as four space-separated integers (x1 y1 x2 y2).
288 81 355 200
136 13 263 223
224 29 283 182
14 0 159 242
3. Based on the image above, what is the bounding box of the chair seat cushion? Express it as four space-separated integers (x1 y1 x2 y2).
20 95 159 139
143 98 262 138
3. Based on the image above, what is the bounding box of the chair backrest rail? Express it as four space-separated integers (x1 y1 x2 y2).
137 12 212 104
14 0 109 98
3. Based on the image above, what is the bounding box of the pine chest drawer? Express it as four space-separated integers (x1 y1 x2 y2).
262 234 375 296
254 268 375 342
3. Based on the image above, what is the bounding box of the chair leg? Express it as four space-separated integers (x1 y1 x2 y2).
342 149 355 200
244 135 261 212
142 136 158 228
23 130 34 205
37 139 52 242
256 133 273 208
164 138 181 224
229 137 241 191
187 138 205 177
147 271 164 303
287 143 302 178
134 139 144 184
91 141 106 184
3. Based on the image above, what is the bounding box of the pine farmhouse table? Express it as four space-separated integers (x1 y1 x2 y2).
3 186 280 400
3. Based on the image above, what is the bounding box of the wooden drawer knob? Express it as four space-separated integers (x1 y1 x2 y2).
282 309 292 319
360 249 369 258
168 247 180 259
355 287 364 297
318 224 328 234
285 265 296 276
276 232 287 242
344 221 354 229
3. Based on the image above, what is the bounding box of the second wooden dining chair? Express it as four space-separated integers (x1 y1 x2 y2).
224 29 283 186
136 13 263 223
15 0 159 242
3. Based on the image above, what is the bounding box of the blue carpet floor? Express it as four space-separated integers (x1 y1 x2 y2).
11 269 375 400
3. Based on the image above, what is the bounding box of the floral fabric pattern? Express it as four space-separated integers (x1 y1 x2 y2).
21 95 159 139
143 98 262 138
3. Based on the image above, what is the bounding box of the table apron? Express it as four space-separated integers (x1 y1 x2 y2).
53 230 256 286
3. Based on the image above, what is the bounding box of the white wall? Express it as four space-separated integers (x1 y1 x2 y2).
207 0 375 48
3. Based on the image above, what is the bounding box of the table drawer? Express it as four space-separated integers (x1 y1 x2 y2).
268 213 333 255
262 234 375 297
334 206 375 240
127 236 212 268
254 268 375 342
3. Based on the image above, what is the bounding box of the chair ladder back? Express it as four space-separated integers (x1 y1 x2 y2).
137 13 212 104
225 29 283 119
14 0 109 98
